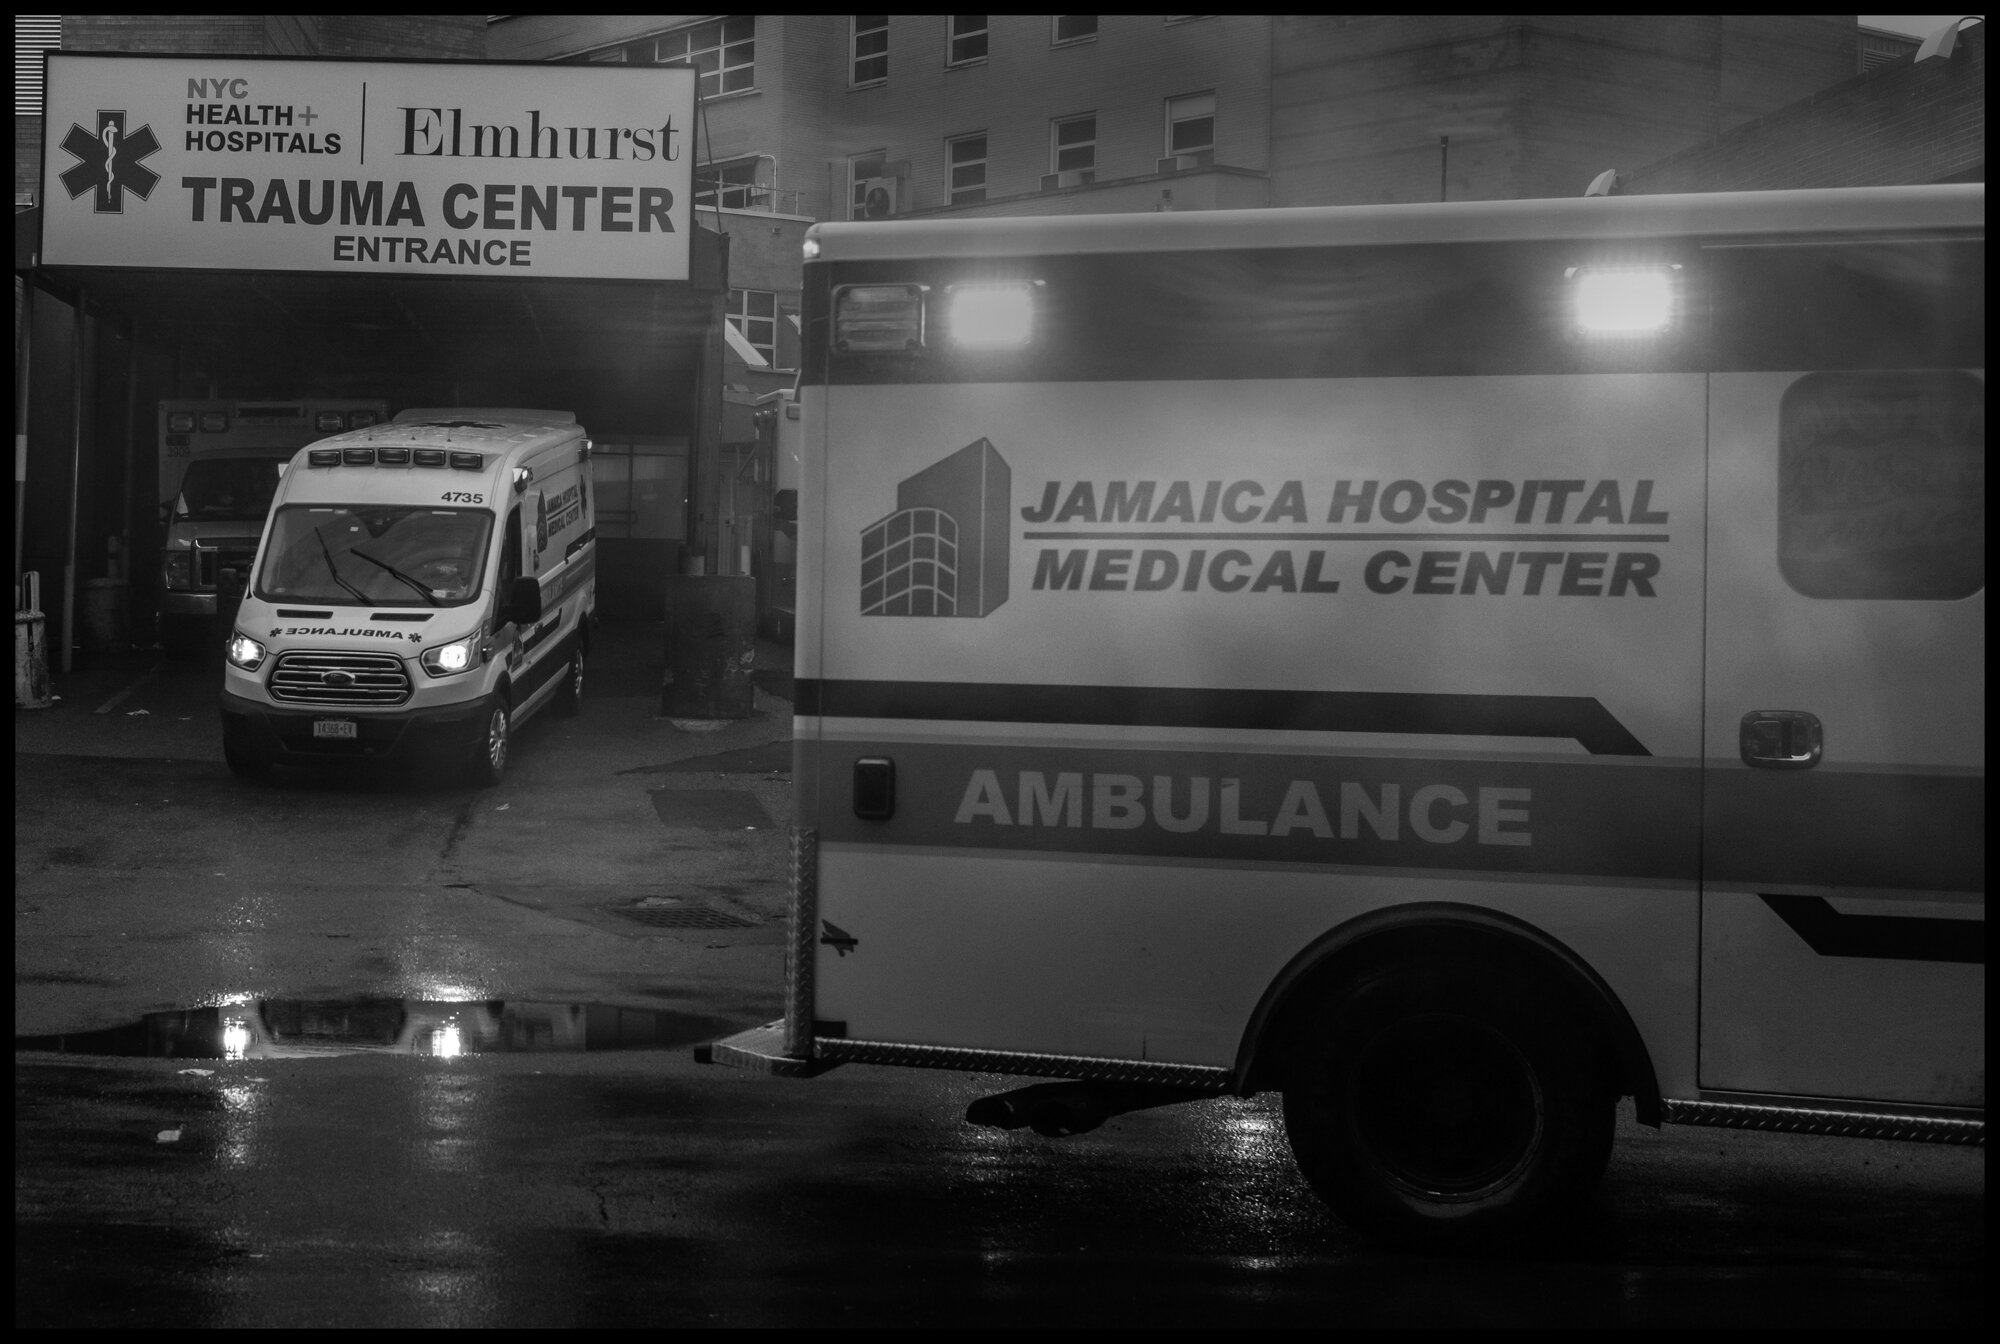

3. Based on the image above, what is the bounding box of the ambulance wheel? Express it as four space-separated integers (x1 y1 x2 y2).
555 648 584 718
1280 955 1615 1251
223 739 272 780
468 698 511 787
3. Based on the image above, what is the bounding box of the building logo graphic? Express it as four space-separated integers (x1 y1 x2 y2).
58 111 162 214
861 438 1011 617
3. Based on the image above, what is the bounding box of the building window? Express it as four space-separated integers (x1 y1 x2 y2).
653 16 756 98
947 133 988 205
697 158 766 211
16 13 61 118
850 150 888 219
1052 16 1098 45
728 289 780 367
1051 115 1096 175
1166 91 1215 157
852 15 889 85
948 16 988 66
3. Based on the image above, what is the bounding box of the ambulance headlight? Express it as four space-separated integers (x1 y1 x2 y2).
226 632 267 671
421 633 481 677
162 552 192 591
947 281 1041 349
1570 266 1676 336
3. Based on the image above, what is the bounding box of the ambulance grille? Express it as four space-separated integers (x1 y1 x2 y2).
270 651 412 706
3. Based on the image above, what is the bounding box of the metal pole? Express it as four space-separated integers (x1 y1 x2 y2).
61 292 87 673
1439 136 1449 203
121 322 140 589
13 279 32 597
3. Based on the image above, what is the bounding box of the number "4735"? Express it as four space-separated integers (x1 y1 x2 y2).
440 491 485 504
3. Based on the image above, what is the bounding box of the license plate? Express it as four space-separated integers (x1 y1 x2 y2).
312 719 358 740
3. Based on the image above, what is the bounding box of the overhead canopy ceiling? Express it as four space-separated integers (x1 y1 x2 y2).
19 211 727 434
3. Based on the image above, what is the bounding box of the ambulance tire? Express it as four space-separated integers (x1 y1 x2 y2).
1280 955 1615 1251
467 696 511 788
223 739 272 780
555 647 584 718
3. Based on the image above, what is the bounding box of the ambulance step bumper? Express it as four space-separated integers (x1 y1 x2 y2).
694 1020 840 1078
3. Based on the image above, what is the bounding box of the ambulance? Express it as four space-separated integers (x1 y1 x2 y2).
705 185 1985 1248
157 398 388 658
220 409 595 785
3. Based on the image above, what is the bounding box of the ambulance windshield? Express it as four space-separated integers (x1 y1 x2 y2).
178 457 286 522
257 505 494 607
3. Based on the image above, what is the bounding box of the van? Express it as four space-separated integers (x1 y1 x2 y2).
157 398 388 658
707 186 1984 1248
220 409 596 785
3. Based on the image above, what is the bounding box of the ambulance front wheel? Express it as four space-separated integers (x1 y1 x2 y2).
1280 955 1616 1251
467 697 511 787
554 648 583 718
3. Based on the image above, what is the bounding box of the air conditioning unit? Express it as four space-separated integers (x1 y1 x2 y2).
1157 151 1212 174
1039 169 1096 192
857 177 904 219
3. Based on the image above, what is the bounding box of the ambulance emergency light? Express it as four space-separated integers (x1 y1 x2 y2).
945 281 1042 349
834 284 928 351
1568 264 1678 336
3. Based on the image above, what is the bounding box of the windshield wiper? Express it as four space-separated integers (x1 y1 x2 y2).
315 529 373 605
351 549 442 606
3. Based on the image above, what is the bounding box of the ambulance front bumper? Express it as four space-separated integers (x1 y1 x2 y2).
219 685 490 763
160 592 219 617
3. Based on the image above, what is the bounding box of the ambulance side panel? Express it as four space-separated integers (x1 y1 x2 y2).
807 370 1704 1093
504 434 595 719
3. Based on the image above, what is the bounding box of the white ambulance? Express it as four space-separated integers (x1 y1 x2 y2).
220 409 596 785
706 186 1985 1248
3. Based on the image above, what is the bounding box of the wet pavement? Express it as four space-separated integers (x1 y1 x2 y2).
14 1051 1984 1328
15 624 1987 1326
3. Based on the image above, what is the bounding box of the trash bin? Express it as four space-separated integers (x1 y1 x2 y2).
80 576 129 652
15 571 51 709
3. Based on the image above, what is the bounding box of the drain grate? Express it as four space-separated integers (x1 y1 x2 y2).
612 902 759 930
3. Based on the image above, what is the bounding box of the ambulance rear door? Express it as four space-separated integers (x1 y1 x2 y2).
1699 234 1985 1108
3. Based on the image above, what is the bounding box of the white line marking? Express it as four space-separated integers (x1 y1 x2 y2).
94 664 161 715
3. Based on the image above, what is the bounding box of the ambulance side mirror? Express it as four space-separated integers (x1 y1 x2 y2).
505 576 543 626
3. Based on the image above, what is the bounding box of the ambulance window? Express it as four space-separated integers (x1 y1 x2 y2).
1777 371 1984 600
499 509 522 591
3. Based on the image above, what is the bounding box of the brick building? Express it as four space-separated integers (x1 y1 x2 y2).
1624 18 1983 192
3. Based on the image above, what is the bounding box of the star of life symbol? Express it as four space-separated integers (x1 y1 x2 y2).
59 111 162 214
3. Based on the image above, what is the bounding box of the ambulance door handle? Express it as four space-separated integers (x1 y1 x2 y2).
854 757 895 820
1740 711 1822 770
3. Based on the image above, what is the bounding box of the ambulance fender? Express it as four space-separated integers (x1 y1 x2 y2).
1234 903 1662 1127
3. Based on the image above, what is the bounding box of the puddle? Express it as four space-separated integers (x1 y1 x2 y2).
14 998 735 1059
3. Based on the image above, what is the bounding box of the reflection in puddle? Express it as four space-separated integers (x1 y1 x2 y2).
15 999 730 1059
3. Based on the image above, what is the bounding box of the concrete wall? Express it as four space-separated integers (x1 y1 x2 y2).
1626 21 1984 191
